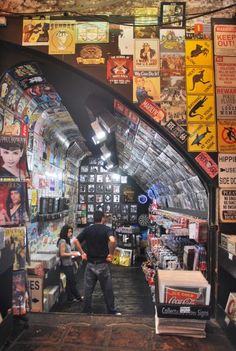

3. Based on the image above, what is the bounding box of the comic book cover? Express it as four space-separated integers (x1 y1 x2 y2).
22 18 50 46
134 39 160 71
107 56 133 84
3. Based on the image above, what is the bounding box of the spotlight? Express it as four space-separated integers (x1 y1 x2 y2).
100 144 111 161
91 118 106 145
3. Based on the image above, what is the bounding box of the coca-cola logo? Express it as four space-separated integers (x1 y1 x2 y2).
168 297 196 305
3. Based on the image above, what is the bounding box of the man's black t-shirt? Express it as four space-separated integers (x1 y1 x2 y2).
77 224 113 263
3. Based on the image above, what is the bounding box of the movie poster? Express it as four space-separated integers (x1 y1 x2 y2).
0 135 29 180
22 17 50 46
0 182 29 226
12 269 29 315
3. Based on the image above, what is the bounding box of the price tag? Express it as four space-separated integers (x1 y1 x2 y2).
228 253 233 260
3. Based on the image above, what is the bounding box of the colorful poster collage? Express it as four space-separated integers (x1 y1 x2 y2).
214 22 236 223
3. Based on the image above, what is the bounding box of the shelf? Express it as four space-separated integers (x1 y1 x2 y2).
218 246 236 279
37 210 69 221
151 208 208 220
216 304 236 347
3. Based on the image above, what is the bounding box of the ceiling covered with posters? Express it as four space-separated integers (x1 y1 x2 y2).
0 1 235 213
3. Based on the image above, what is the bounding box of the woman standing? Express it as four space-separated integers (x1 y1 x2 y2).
57 224 86 303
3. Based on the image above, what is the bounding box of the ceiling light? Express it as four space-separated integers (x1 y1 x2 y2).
98 110 117 133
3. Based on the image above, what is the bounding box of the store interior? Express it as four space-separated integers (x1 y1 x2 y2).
0 3 236 349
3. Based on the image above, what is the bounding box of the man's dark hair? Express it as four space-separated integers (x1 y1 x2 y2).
94 211 104 223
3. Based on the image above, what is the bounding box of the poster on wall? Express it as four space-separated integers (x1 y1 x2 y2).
118 25 134 56
0 135 29 180
107 56 133 84
160 2 186 28
215 56 236 87
22 17 50 46
12 269 29 315
49 20 76 55
217 119 236 153
0 181 29 226
214 24 236 56
134 39 160 71
76 21 109 44
216 87 236 119
133 76 160 103
185 40 213 66
160 29 185 52
218 154 236 188
219 189 236 222
160 53 185 77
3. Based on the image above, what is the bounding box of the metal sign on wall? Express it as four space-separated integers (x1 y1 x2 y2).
219 154 236 187
219 189 236 222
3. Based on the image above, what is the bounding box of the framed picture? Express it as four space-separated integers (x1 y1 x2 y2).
79 184 86 193
79 194 86 203
88 194 95 203
104 194 112 202
160 2 185 28
87 214 94 223
80 165 89 172
121 204 129 214
96 184 104 193
113 185 120 194
113 194 120 203
88 184 95 193
104 203 113 213
130 204 138 213
96 203 104 212
105 174 112 183
87 204 94 212
105 184 112 193
96 194 103 203
90 165 99 173
79 174 88 183
88 174 95 183
96 174 103 183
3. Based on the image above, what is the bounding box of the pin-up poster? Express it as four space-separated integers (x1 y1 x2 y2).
160 29 185 52
187 95 215 123
218 120 236 153
22 17 50 46
187 123 217 152
0 182 29 226
215 56 236 87
49 20 76 55
133 75 160 103
77 21 109 43
185 40 213 66
214 24 236 56
107 56 133 84
216 87 236 119
0 135 29 180
134 39 160 71
186 67 214 94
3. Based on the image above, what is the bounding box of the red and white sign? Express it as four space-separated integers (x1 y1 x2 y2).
195 152 218 178
139 98 166 123
214 24 236 56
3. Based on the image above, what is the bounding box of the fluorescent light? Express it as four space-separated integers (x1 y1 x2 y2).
100 144 111 161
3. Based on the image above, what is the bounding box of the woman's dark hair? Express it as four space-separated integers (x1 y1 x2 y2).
6 185 25 218
57 224 73 246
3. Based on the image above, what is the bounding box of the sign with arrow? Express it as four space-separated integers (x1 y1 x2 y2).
28 276 43 312
219 154 236 188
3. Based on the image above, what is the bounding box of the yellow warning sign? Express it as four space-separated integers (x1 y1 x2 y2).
187 95 215 123
185 40 213 66
187 123 217 152
186 67 214 94
218 120 236 153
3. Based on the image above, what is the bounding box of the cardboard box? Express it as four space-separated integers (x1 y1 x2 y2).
26 261 44 277
225 292 236 321
44 285 60 309
31 253 57 270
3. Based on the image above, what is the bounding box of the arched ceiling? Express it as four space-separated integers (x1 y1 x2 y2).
0 41 208 214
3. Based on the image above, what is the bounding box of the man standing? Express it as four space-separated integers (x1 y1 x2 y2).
76 211 121 315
